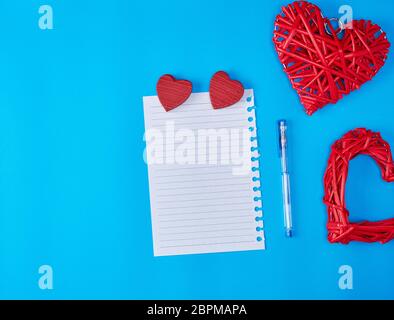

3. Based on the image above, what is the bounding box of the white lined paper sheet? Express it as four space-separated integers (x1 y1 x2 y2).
143 89 265 256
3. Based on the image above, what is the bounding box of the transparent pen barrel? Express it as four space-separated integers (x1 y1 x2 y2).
281 172 292 232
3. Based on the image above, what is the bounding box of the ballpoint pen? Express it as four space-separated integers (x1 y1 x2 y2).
278 120 293 237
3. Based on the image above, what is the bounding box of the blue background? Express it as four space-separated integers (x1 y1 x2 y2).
0 0 393 299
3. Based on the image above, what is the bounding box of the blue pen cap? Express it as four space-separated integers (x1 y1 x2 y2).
278 120 287 155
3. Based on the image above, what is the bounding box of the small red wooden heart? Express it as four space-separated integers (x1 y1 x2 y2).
156 74 192 112
273 1 390 115
324 128 394 244
209 71 244 109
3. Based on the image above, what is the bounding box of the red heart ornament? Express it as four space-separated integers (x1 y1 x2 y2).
209 71 244 109
273 1 390 115
156 74 192 112
324 128 394 244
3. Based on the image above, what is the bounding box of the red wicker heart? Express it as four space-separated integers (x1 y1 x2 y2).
273 1 390 115
209 71 244 109
323 128 394 244
156 74 192 112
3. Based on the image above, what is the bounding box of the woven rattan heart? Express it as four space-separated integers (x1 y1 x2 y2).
324 129 394 244
273 1 390 115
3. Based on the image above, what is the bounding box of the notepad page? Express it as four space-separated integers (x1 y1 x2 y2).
143 89 264 256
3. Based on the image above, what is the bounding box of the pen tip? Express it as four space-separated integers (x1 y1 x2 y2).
286 230 293 238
